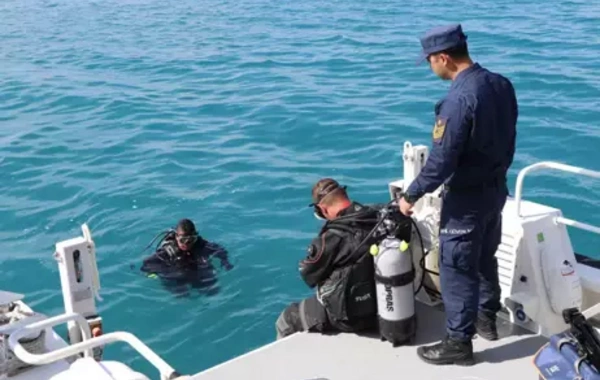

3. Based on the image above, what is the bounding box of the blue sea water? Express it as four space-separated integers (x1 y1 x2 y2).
1 0 600 376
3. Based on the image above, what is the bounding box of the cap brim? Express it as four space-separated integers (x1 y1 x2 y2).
416 52 428 65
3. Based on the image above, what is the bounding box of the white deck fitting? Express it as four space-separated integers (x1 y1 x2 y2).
191 302 547 380
10 329 71 380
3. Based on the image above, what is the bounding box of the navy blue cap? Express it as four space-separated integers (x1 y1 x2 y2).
417 24 468 64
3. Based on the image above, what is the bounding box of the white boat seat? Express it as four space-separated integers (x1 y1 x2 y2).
577 263 600 293
50 358 150 380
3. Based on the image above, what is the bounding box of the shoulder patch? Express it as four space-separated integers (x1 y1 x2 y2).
432 116 447 142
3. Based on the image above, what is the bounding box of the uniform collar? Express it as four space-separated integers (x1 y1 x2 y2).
450 62 480 90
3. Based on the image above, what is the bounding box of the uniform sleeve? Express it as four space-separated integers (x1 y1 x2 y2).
298 231 342 288
204 241 233 270
406 97 471 201
506 81 518 172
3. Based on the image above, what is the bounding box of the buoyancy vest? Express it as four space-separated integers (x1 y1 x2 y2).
316 204 381 324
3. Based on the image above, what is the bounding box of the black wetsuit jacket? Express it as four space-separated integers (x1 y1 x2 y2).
299 202 382 327
140 233 232 283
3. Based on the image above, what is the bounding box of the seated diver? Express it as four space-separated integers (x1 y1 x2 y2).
275 178 383 339
140 218 233 296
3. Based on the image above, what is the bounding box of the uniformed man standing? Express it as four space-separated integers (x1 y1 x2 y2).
398 24 518 365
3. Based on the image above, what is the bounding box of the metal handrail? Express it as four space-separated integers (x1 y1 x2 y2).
8 312 180 380
9 312 95 358
514 161 600 235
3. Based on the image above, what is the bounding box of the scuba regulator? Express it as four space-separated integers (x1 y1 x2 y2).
348 197 427 296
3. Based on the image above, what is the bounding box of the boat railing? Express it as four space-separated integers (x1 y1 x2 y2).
8 312 180 380
515 161 600 236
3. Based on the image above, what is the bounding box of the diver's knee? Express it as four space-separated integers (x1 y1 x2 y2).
275 303 300 339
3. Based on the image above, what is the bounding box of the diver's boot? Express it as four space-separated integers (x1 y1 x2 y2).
476 313 498 341
416 336 474 366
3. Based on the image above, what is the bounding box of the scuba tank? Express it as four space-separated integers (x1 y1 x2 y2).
370 210 417 346
313 199 418 345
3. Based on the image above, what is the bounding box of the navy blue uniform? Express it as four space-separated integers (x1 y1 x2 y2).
406 47 518 340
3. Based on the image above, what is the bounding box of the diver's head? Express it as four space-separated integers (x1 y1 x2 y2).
175 218 198 251
309 178 351 220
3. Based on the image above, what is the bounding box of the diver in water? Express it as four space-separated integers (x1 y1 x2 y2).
140 218 233 296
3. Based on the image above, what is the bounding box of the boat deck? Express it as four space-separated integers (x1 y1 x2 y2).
191 301 547 380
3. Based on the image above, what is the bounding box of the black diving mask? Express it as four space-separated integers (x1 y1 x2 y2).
310 204 326 220
176 233 198 246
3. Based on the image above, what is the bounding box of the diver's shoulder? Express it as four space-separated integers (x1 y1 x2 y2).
198 239 226 253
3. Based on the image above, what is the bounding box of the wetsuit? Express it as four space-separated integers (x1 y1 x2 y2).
276 202 382 338
140 234 232 295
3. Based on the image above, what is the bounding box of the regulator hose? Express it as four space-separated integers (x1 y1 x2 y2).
348 198 429 296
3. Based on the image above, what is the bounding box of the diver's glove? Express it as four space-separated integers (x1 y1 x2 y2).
221 260 233 271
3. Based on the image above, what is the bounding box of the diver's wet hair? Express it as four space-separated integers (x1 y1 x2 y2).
177 219 197 235
311 178 348 206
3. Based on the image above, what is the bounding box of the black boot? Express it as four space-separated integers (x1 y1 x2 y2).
416 336 474 366
476 313 498 341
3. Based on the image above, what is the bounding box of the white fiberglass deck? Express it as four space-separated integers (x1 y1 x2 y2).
191 302 547 380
